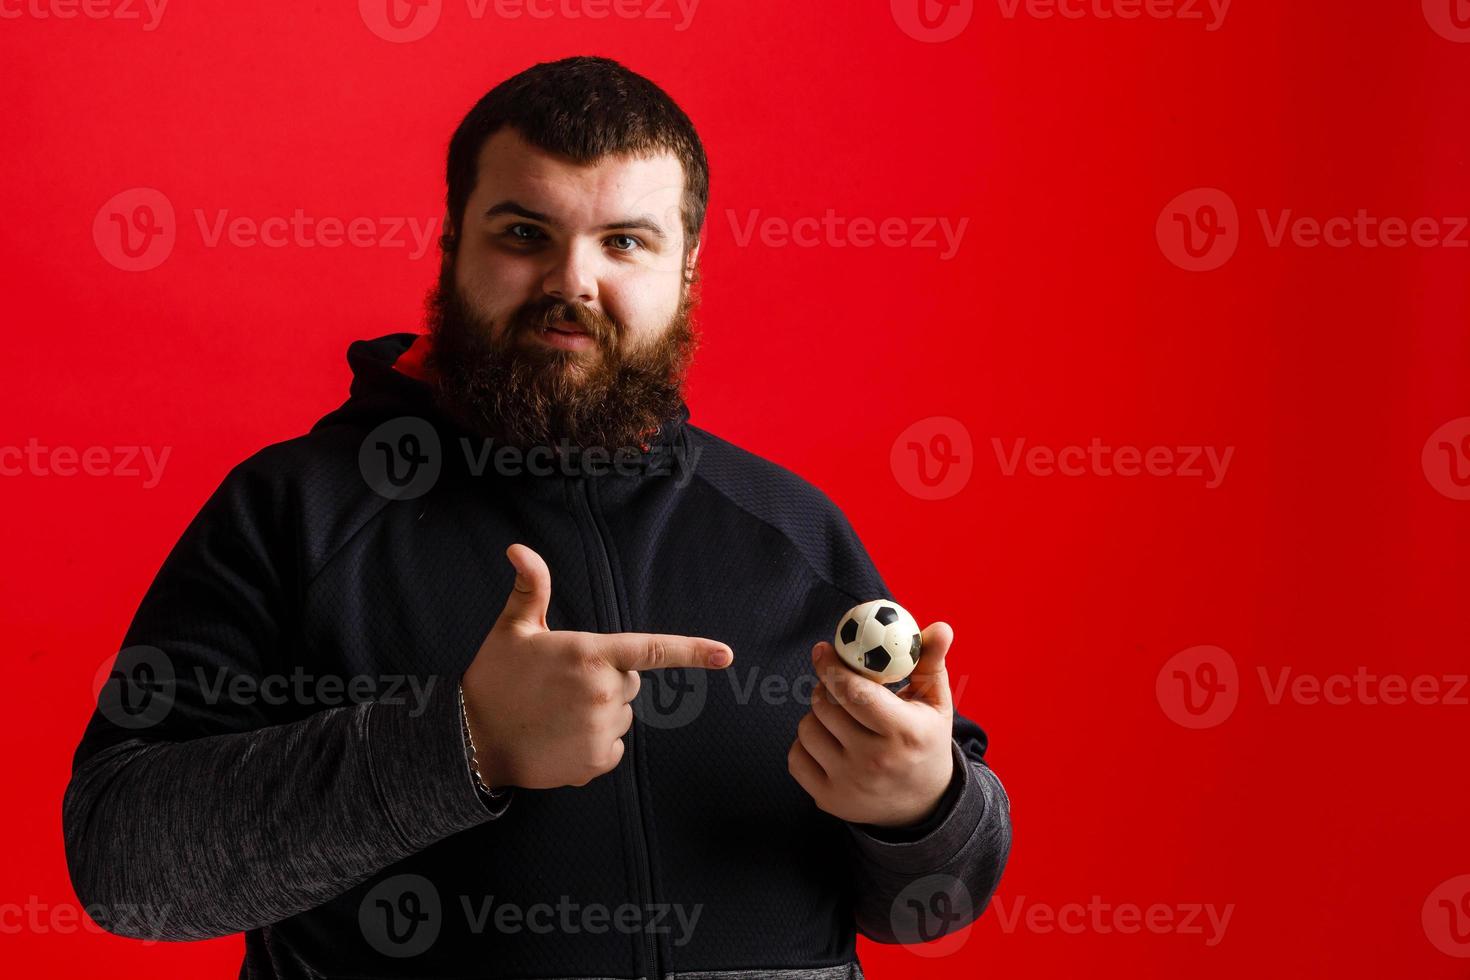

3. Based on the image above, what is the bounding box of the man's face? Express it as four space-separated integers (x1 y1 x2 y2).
425 127 700 452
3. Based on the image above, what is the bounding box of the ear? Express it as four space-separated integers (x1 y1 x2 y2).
683 239 701 284
440 210 458 253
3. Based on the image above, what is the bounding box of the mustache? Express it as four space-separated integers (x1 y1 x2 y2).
510 299 617 345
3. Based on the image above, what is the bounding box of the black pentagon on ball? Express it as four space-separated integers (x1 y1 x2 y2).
874 605 898 626
862 644 892 672
840 618 859 645
908 632 922 661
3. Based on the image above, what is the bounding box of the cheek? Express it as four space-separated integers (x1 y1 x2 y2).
455 240 539 298
608 278 682 337
455 253 536 330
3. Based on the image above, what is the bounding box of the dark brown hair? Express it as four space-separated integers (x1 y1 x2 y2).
442 56 709 263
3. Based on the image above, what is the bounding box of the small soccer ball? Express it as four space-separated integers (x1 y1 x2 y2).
833 599 922 683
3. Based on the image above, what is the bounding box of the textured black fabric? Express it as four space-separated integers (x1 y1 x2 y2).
61 333 1011 979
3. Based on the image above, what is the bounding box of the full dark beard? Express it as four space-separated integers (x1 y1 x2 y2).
423 261 698 452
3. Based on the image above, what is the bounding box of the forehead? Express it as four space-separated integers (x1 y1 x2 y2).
471 128 685 232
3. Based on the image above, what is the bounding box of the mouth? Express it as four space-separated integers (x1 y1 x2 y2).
532 319 597 352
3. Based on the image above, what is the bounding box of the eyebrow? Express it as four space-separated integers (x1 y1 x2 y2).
482 200 668 242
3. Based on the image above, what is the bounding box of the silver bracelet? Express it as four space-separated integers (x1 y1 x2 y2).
458 682 508 800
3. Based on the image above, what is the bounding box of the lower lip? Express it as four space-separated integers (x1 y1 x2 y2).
533 326 597 351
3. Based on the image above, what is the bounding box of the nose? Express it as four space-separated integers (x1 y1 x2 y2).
542 240 598 305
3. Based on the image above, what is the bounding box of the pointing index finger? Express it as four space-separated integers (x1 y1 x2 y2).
598 632 733 672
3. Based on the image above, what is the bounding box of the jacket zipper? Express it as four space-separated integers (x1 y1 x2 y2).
570 474 662 980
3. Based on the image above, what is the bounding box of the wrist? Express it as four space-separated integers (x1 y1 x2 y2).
457 681 508 797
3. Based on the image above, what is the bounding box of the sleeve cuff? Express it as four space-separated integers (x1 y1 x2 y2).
844 740 994 874
366 675 508 852
457 682 514 816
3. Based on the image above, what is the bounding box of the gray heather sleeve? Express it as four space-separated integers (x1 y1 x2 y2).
843 732 1012 944
61 461 507 942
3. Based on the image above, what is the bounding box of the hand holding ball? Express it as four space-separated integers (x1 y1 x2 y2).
832 599 923 683
793 602 958 827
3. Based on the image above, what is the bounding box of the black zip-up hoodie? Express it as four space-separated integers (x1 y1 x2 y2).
62 332 1012 980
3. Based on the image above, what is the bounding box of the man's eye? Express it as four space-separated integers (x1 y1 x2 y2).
607 234 642 252
505 224 545 242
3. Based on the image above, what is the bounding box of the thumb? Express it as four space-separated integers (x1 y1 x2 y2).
902 621 954 710
498 543 551 633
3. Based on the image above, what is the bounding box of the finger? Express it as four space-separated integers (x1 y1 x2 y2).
796 711 842 776
814 642 904 735
599 632 733 672
786 739 828 796
497 544 551 633
811 678 881 749
600 735 626 774
622 669 642 704
900 622 954 710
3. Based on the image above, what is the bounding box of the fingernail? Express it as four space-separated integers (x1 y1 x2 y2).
709 648 732 667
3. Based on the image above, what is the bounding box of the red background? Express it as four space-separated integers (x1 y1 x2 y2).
4 0 1469 976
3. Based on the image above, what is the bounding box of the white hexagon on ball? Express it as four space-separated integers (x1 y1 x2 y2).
833 599 922 683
